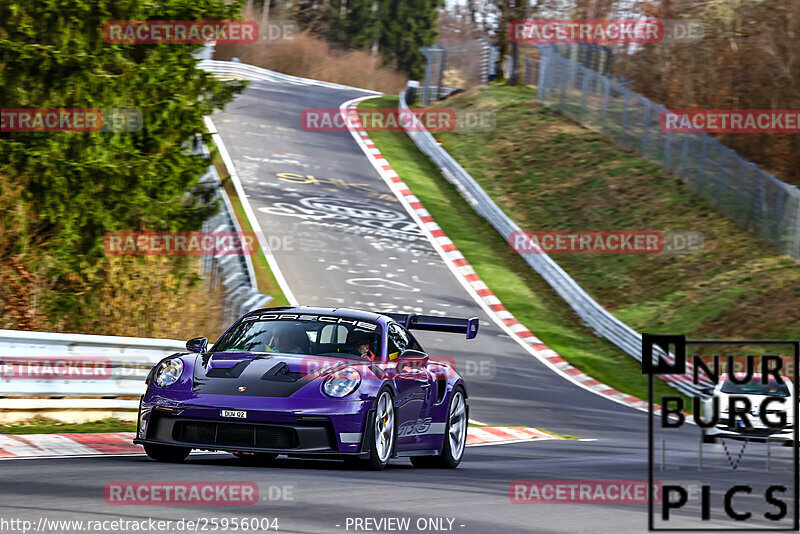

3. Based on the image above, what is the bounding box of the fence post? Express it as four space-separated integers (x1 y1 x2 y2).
663 120 673 169
793 192 800 258
698 136 709 191
775 187 788 246
536 51 547 101
579 67 590 123
619 88 630 145
640 98 652 156
560 56 569 108
679 132 691 180
715 149 728 208
600 77 610 132
753 173 766 237
736 158 745 213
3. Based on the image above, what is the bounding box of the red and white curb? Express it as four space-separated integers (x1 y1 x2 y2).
0 432 141 459
466 426 561 447
341 97 650 414
0 428 553 459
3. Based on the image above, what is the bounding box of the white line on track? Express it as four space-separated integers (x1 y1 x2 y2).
204 116 298 305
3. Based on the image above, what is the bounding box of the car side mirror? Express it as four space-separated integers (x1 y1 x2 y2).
397 349 428 372
186 337 208 353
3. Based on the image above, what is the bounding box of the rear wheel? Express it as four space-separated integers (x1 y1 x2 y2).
143 443 190 462
411 388 467 469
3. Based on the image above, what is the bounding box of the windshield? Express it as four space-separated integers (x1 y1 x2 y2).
721 379 791 397
212 314 382 360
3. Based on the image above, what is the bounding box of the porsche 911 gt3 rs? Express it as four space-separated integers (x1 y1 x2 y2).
134 306 478 470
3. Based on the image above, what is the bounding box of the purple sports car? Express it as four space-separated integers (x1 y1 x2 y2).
134 306 478 470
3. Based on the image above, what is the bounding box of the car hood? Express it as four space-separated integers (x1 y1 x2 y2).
191 352 360 398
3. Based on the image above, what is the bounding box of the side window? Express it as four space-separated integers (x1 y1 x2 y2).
408 333 423 353
387 324 410 360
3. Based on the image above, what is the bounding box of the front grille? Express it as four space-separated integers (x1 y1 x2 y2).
173 421 298 449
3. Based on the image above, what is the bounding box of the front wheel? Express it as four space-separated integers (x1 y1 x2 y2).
143 443 190 462
411 388 467 469
365 390 395 470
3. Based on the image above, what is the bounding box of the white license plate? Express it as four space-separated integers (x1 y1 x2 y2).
220 410 247 419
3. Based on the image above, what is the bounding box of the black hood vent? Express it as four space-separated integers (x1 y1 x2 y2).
192 355 311 398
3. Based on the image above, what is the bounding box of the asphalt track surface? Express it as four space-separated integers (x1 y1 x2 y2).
0 79 795 534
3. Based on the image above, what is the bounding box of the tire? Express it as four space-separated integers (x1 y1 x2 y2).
364 389 396 470
235 452 277 466
411 387 467 469
143 443 190 462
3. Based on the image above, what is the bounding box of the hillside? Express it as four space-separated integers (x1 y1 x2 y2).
433 85 800 340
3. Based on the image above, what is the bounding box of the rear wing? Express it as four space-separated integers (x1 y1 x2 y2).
386 313 479 339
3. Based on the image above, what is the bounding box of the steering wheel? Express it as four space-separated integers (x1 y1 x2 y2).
337 347 363 356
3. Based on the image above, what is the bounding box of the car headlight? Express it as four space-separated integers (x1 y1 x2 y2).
154 358 184 388
323 367 361 398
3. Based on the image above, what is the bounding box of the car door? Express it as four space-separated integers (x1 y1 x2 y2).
387 323 432 450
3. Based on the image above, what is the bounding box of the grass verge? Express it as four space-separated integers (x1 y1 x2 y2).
212 158 289 306
0 417 135 434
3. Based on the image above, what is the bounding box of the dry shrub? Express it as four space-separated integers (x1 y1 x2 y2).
0 175 47 330
215 32 407 94
88 255 227 341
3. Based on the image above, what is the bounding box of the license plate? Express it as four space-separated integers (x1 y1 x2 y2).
220 410 247 419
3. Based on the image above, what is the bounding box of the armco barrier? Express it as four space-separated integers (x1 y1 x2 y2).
198 59 382 95
197 141 272 322
397 90 703 397
0 329 185 397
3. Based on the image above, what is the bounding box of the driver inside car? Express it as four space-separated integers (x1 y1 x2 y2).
343 331 376 361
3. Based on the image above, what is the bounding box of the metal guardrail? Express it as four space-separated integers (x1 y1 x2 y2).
197 144 272 322
0 329 184 397
198 60 382 94
398 90 705 397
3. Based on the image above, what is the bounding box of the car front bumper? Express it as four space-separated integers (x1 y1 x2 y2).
135 395 375 458
705 425 795 442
